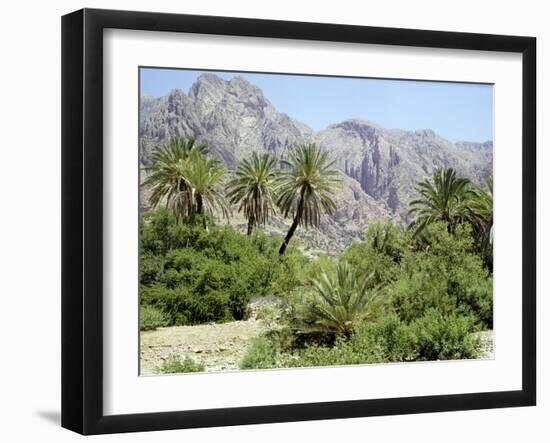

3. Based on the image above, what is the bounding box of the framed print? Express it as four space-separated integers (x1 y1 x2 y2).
61 8 536 435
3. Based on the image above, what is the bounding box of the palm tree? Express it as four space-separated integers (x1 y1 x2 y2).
183 150 231 221
408 168 473 236
143 137 229 223
227 153 280 235
142 138 208 221
276 143 342 255
305 261 380 338
468 177 493 268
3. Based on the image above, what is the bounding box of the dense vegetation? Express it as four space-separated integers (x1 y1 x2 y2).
139 137 493 371
140 209 298 325
240 221 490 369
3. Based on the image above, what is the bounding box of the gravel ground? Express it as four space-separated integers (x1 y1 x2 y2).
476 330 495 359
140 318 266 375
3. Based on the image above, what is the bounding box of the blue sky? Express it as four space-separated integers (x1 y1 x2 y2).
140 67 493 143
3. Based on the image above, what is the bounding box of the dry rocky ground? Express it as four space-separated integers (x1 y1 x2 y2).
476 330 495 359
140 318 266 374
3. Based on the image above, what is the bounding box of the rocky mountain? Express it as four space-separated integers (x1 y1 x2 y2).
316 120 492 221
139 73 492 253
140 74 313 168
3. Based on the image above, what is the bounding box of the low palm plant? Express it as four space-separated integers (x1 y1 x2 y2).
227 153 280 235
277 143 342 255
303 262 381 338
408 168 474 235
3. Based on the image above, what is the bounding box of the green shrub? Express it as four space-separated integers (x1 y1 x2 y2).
139 209 301 326
283 314 414 368
240 336 280 370
241 311 481 370
450 254 493 328
141 284 231 325
156 356 205 374
390 256 456 323
363 222 408 262
342 223 408 286
407 309 481 360
389 222 492 328
270 245 310 297
228 280 251 320
140 304 168 331
140 252 165 285
348 313 418 362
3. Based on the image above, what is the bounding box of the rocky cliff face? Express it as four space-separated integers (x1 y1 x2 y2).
140 73 492 252
317 120 492 221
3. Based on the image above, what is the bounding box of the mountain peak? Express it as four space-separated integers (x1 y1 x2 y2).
228 75 251 87
227 75 266 99
168 88 185 98
414 128 437 138
195 73 225 86
328 118 384 132
189 73 226 100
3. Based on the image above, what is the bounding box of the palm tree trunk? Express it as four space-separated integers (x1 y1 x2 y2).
195 193 208 229
196 194 203 215
279 215 299 255
247 218 254 236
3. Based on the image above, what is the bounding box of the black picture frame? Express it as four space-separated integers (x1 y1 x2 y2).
61 8 536 435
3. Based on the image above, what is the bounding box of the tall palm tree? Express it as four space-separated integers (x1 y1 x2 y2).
183 150 231 221
142 138 208 221
227 153 280 235
277 143 342 255
468 176 493 268
408 168 473 236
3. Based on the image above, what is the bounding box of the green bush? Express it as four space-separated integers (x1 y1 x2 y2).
343 223 408 288
390 256 455 323
140 252 165 285
450 254 493 328
389 222 492 328
240 311 481 370
141 284 231 325
139 209 299 326
156 356 205 374
140 305 168 331
270 245 310 297
239 336 280 370
280 314 412 368
363 222 409 262
407 309 481 360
